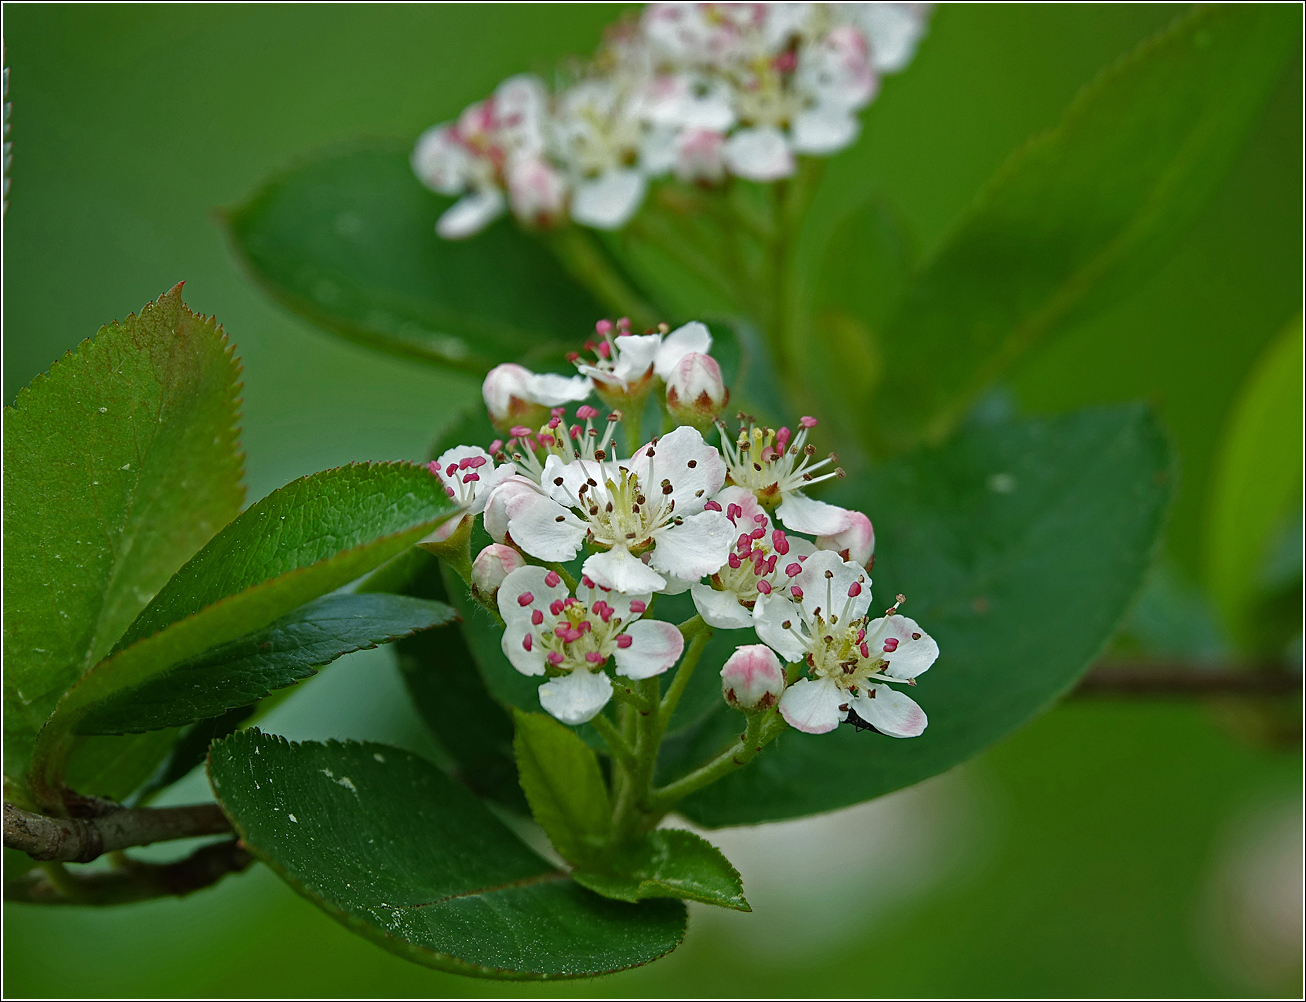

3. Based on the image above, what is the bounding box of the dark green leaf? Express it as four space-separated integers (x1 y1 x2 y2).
221 141 607 374
670 405 1172 825
3 285 244 797
573 829 749 912
77 593 454 735
36 463 458 791
208 730 685 979
854 5 1298 452
63 729 182 803
513 710 612 865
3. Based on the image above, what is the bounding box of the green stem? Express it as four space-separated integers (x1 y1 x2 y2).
544 226 660 328
589 713 636 773
660 617 711 728
609 677 662 843
645 710 787 815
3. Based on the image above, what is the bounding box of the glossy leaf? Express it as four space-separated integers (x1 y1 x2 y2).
513 710 612 865
669 404 1171 826
208 730 686 979
36 463 457 791
221 141 607 374
848 4 1298 452
2 285 244 795
77 593 455 735
573 829 749 912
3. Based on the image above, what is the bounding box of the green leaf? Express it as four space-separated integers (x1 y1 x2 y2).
207 730 686 980
1204 315 1304 648
64 729 183 804
3 284 243 798
573 829 749 912
669 404 1172 826
852 4 1298 452
221 141 607 374
76 593 455 735
33 463 458 798
513 710 612 865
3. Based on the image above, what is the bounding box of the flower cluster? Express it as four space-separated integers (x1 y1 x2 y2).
412 3 933 237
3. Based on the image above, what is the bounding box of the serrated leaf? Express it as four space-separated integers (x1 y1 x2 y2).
207 730 685 980
513 710 612 865
221 141 608 374
3 284 244 798
573 829 749 912
854 4 1298 452
76 593 455 735
32 463 458 800
668 405 1171 826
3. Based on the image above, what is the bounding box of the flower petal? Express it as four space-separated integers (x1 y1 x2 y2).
791 107 860 155
723 126 795 182
496 565 569 626
611 333 662 383
506 493 587 562
614 620 684 679
571 168 647 230
867 614 939 680
648 509 733 580
776 492 858 536
792 549 872 623
583 546 667 593
436 189 506 239
653 321 713 380
501 620 547 677
851 684 927 738
691 582 756 630
484 475 543 544
753 592 809 664
523 371 593 406
538 670 614 725
629 425 726 511
779 677 845 734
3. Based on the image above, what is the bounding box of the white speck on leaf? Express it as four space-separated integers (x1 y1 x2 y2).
372 753 385 763
98 406 107 413
288 814 298 823
987 472 1016 494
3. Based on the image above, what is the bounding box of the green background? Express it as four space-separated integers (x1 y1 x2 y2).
3 4 1301 997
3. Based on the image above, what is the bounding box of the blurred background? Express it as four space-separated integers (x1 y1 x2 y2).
2 5 1300 997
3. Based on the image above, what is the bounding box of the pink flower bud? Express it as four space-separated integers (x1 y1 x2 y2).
482 363 549 433
720 644 786 712
506 157 567 229
471 544 526 605
816 510 875 568
665 352 728 428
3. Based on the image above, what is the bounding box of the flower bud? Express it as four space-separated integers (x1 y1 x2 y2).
507 156 568 229
665 352 728 429
816 511 874 569
483 364 549 433
471 543 527 606
483 475 543 545
721 644 785 712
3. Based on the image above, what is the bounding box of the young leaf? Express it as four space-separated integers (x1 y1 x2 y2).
221 141 607 374
850 4 1298 452
573 829 749 912
31 463 457 800
207 730 686 980
3 284 243 797
669 404 1172 826
76 593 455 735
512 710 612 865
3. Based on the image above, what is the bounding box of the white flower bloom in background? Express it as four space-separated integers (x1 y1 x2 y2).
753 549 936 737
719 415 854 536
497 565 684 724
421 445 518 544
482 362 592 433
552 78 652 229
843 2 935 74
690 486 815 629
504 424 733 593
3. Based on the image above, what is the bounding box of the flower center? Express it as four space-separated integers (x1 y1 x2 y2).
718 416 841 506
569 464 675 554
710 502 796 605
520 586 633 676
430 455 489 506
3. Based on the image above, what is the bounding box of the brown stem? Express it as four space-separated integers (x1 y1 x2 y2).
1073 662 1301 697
6 840 253 905
4 801 232 863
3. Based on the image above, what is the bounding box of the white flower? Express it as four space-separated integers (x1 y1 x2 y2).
690 486 815 629
673 127 728 183
753 550 936 737
497 565 684 724
421 445 518 544
552 78 651 230
482 362 592 433
718 415 855 536
504 424 733 593
842 2 934 74
491 404 623 486
574 319 713 405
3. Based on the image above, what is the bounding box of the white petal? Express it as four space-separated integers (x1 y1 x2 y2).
649 510 734 581
779 677 845 734
790 107 860 155
691 582 756 630
753 592 809 664
540 454 606 507
506 493 587 562
653 321 713 380
598 587 654 625
639 123 680 175
571 169 647 230
792 549 872 623
523 372 593 406
583 546 667 593
656 568 695 596
858 2 932 74
867 614 939 680
776 492 858 536
501 621 546 677
411 124 468 195
611 334 662 383
484 475 542 543
614 620 684 679
723 127 795 182
468 460 517 514
851 684 927 738
496 565 568 627
628 425 726 511
538 669 614 725
436 189 505 239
